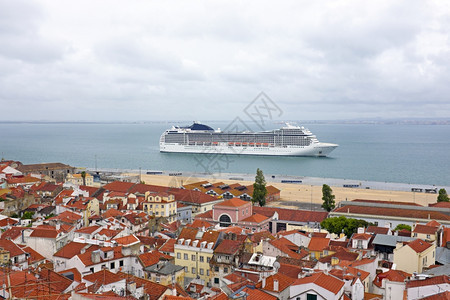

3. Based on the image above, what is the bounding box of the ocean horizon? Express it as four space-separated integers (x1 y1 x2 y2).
1 121 449 187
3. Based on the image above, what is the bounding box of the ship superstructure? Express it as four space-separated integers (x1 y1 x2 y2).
160 122 338 156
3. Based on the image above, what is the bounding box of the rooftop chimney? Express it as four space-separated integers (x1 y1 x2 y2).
273 279 279 292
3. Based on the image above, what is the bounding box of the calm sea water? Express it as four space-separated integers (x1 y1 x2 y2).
0 122 449 186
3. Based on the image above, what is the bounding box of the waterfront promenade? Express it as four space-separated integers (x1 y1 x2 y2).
87 168 447 208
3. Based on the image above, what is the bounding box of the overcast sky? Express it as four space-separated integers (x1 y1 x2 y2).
1 0 449 122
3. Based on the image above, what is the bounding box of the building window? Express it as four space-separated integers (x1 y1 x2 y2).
207 270 209 276
90 267 94 273
214 278 219 284
306 294 317 300
214 266 219 272
200 256 204 262
119 260 123 267
184 254 188 260
192 267 196 274
224 267 228 273
185 266 188 272
200 268 204 275
207 257 211 263
192 254 196 261
426 234 431 239
110 262 115 269
177 253 181 259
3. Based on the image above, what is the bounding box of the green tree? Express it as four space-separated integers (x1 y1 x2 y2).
321 216 371 238
21 211 34 220
252 168 267 207
321 184 335 212
81 171 86 186
437 188 449 202
394 224 412 231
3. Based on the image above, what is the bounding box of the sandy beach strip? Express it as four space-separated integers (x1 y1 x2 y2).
127 173 438 207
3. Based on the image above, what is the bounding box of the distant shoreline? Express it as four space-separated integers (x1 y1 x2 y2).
85 167 450 194
1 119 450 125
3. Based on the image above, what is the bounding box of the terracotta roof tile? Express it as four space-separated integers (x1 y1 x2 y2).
417 291 450 300
406 275 449 288
113 234 140 246
256 272 295 292
241 213 269 223
373 269 410 287
333 205 450 221
352 233 372 240
215 198 249 207
366 226 389 235
54 241 87 258
159 238 176 253
0 239 25 257
413 224 439 235
407 239 433 253
241 286 278 299
214 239 242 255
308 237 330 251
29 228 59 238
293 272 345 294
253 206 328 223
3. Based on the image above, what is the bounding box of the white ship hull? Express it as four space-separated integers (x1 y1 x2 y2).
160 142 337 157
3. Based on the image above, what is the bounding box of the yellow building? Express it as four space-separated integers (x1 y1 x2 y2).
0 248 10 265
174 227 221 285
142 192 177 222
412 223 439 243
66 173 94 186
393 239 435 274
145 261 185 286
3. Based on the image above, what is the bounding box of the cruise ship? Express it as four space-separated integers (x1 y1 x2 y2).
160 122 338 157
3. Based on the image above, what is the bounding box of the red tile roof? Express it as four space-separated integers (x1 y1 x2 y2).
159 238 176 253
352 199 423 206
333 205 450 221
22 246 45 264
373 269 411 287
113 234 140 246
417 291 450 300
253 206 328 223
293 272 345 294
269 237 306 259
241 286 278 299
215 198 249 208
0 239 25 257
53 242 88 259
29 228 59 238
366 226 389 235
0 226 26 241
406 275 449 288
352 233 372 240
84 269 124 286
139 250 172 267
241 213 269 223
428 202 450 208
256 272 295 292
413 224 438 235
308 237 330 251
103 181 135 193
186 219 214 229
214 239 242 255
407 239 433 253
75 225 101 234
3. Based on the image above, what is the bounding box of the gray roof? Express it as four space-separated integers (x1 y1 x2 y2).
435 247 450 265
423 264 450 276
144 261 183 275
372 234 415 247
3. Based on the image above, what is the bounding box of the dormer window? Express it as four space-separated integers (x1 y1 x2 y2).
185 239 191 246
178 238 184 245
